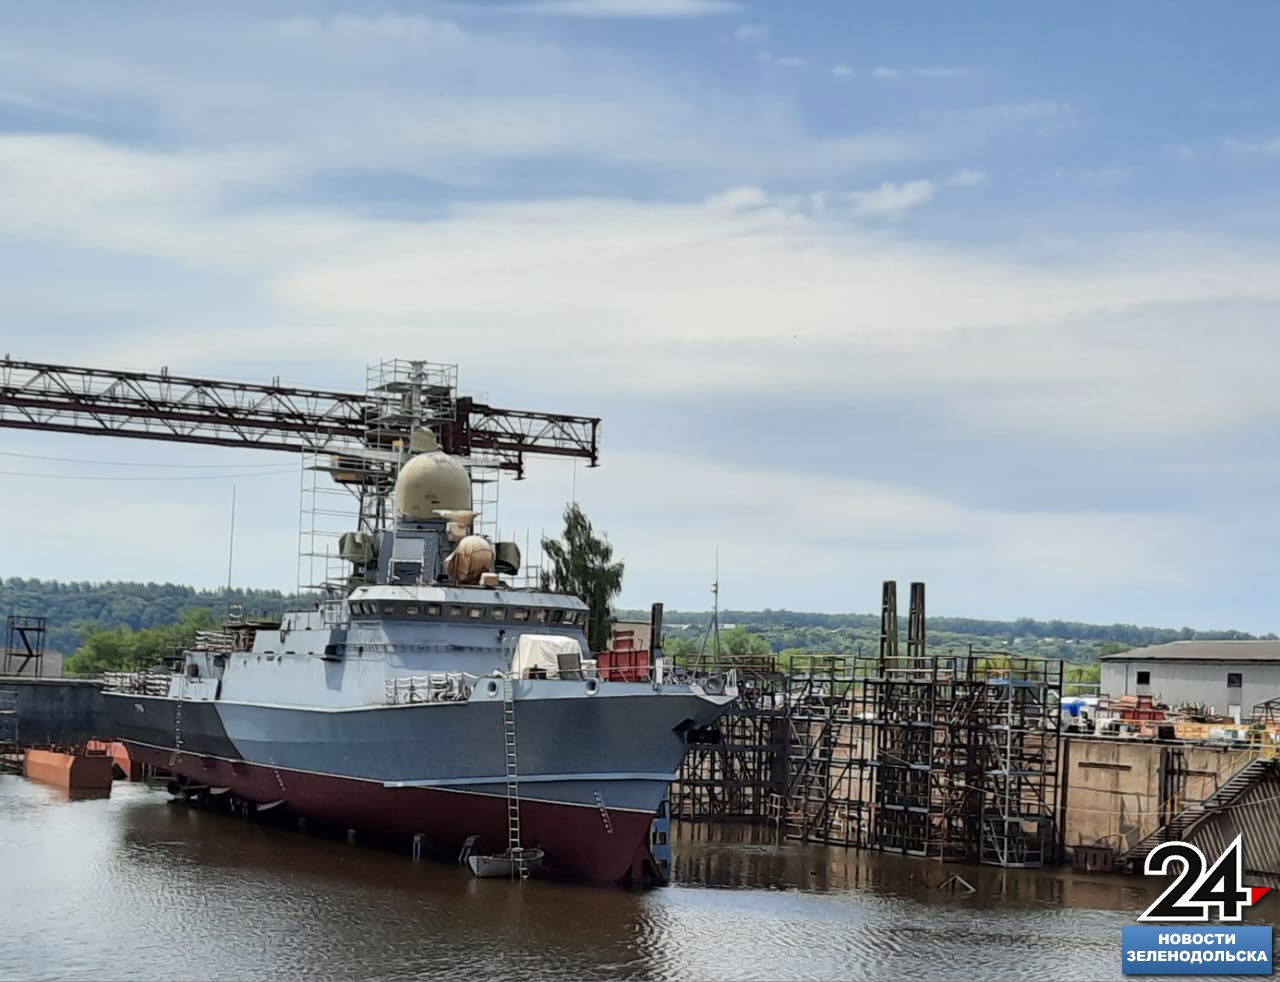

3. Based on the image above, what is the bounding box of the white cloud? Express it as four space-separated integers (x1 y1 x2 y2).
774 56 808 69
496 449 1201 612
847 179 938 218
509 0 741 15
733 22 768 41
1224 136 1280 154
1057 164 1131 185
831 64 854 78
946 168 986 186
0 12 938 190
914 67 972 79
872 66 900 79
11 133 1279 458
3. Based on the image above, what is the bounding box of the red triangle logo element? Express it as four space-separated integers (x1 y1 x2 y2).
1249 886 1271 905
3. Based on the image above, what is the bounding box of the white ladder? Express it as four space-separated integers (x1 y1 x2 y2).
502 675 528 880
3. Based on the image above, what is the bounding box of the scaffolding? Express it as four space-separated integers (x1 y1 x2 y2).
3 616 46 677
972 651 1062 867
296 359 515 593
780 582 1064 868
670 655 786 821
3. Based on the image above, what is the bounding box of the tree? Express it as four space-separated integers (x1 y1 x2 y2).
64 608 220 675
706 626 772 661
539 503 625 653
663 637 698 659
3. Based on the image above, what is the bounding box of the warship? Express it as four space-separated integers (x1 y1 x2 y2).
101 427 737 882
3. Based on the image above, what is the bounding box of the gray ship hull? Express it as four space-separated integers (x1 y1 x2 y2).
103 681 722 880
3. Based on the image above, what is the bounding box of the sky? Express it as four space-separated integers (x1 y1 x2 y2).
1 0 1279 631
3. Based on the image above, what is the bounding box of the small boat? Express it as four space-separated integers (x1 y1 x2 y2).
467 848 544 878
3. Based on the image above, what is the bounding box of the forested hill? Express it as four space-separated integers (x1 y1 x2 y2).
615 607 1272 666
1 578 304 654
1 577 1270 662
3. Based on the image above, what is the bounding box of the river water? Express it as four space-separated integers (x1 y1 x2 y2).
0 775 1246 981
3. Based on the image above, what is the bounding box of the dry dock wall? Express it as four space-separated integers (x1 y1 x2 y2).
0 677 105 746
1063 738 1253 856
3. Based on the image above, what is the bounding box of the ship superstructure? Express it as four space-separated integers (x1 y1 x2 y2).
100 422 736 881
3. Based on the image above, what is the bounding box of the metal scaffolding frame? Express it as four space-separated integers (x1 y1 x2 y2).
670 655 786 822
778 582 1065 868
3 615 47 677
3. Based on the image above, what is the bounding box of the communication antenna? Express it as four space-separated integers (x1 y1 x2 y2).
697 546 720 670
225 483 237 619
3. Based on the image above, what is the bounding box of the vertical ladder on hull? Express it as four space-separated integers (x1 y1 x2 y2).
503 674 529 881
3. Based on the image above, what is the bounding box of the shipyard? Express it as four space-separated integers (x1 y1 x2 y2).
3 4 1280 981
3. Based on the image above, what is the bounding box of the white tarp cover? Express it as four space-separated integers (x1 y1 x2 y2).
512 634 583 678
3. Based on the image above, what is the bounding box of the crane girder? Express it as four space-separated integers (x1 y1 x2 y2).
0 358 600 476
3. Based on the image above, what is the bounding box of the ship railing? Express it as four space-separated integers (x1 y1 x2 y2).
385 672 479 706
102 670 174 697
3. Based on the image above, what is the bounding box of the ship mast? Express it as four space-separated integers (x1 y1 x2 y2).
697 546 720 670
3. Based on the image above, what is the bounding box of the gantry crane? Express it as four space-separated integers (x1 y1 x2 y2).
0 356 602 588
0 357 599 478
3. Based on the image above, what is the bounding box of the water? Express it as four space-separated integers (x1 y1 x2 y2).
0 776 1224 981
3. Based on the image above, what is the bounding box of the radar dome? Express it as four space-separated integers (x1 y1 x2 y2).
445 535 495 584
394 450 473 522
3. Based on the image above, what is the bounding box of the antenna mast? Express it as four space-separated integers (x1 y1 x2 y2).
225 483 237 619
697 546 720 670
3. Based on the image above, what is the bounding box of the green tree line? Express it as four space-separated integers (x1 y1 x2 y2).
0 578 304 654
63 608 221 676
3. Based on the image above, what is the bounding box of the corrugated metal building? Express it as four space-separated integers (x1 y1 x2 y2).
1100 641 1280 720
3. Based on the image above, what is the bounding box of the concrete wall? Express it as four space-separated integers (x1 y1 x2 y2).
0 650 64 678
1062 737 1254 855
0 677 105 747
1101 659 1280 717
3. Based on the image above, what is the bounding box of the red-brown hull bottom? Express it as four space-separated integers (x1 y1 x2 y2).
127 746 655 882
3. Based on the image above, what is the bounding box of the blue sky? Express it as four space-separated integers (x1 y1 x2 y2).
2 0 1280 631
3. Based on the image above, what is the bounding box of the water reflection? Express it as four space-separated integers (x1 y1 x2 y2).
673 821 1158 912
0 775 1247 982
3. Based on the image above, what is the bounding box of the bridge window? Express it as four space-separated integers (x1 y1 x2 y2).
550 610 564 624
448 605 463 618
405 605 419 616
512 608 529 621
491 607 506 621
426 604 441 616
467 607 483 620
1227 672 1243 687
1136 671 1150 685
533 608 549 623
383 604 395 615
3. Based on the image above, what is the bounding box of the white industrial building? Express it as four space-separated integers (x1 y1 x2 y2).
1100 640 1280 722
